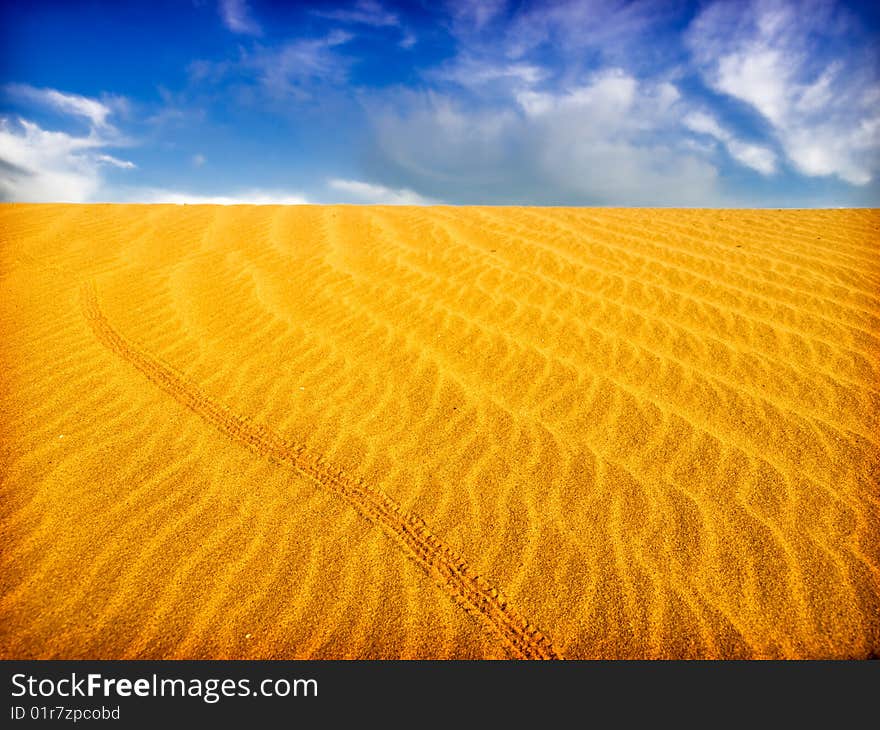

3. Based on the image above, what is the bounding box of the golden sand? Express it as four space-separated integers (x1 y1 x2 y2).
0 204 878 659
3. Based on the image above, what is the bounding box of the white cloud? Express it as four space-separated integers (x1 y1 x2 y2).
396 3 705 205
681 111 726 140
0 121 135 202
686 0 880 185
219 0 262 36
683 111 776 175
516 69 640 119
327 178 437 204
513 71 719 204
0 118 103 201
0 84 135 202
725 140 777 177
367 70 723 205
369 91 519 191
128 188 308 205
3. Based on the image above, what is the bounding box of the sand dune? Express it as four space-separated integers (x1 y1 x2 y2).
0 204 878 659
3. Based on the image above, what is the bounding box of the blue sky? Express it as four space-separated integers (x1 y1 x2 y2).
1 0 878 206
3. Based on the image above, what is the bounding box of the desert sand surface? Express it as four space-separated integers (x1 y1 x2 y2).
0 203 878 659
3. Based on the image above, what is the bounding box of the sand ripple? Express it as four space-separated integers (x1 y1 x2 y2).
1 204 878 658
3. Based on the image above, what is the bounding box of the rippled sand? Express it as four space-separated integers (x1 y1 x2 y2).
1 204 878 659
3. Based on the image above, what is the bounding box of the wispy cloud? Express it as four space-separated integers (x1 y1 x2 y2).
502 0 677 69
446 0 508 35
314 1 419 50
328 178 438 204
257 31 354 97
437 0 674 93
190 31 355 100
430 56 545 91
683 111 777 175
219 0 262 36
314 1 399 28
399 30 417 49
4 83 129 132
687 0 880 185
95 153 137 170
